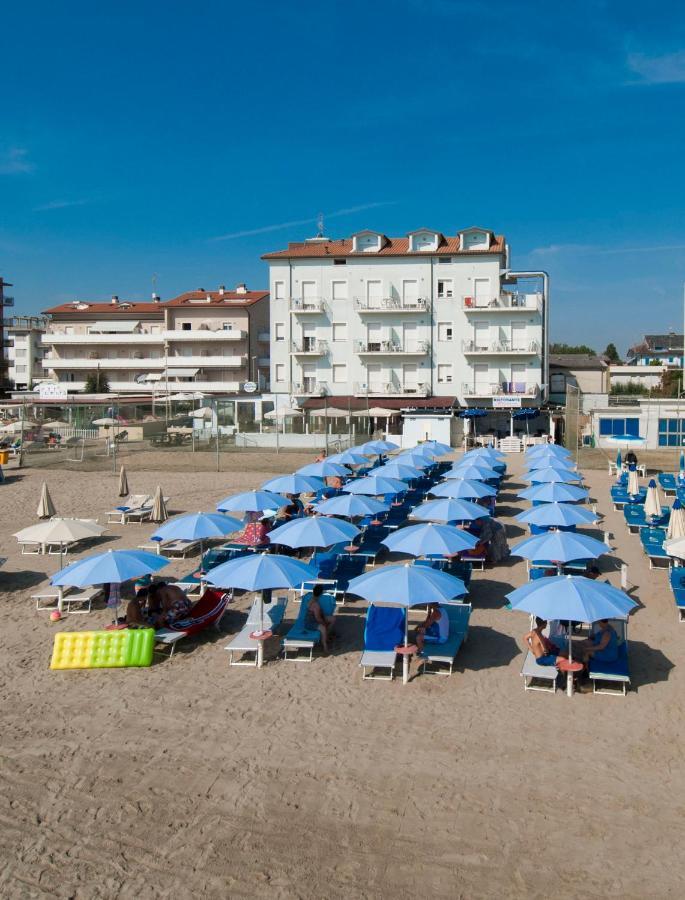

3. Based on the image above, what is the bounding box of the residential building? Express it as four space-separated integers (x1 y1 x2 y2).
1 277 15 389
626 332 683 367
549 353 609 405
6 316 47 390
40 284 269 395
591 398 685 450
263 226 547 408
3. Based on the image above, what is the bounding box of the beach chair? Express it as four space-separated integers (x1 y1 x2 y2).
106 494 151 525
282 590 337 661
419 603 472 676
520 651 559 692
658 473 677 495
154 588 231 656
224 595 289 666
459 540 487 571
623 504 647 533
354 524 389 566
587 618 630 696
640 527 671 569
359 605 405 680
155 538 201 558
125 497 170 524
669 568 685 622
61 586 105 614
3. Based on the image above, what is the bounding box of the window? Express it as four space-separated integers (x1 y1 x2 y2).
333 259 346 265
438 257 452 264
332 322 347 342
331 281 348 301
437 279 453 299
437 323 453 341
332 363 347 384
598 418 640 437
274 323 285 342
275 363 285 383
149 324 161 334
550 373 566 393
64 326 74 335
658 418 685 447
181 322 192 331
274 281 285 300
16 364 27 374
222 323 233 331
15 348 27 358
437 364 452 383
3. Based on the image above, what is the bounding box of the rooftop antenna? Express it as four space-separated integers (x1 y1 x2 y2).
316 212 325 238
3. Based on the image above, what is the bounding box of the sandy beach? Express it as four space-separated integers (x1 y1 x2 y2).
1 451 684 899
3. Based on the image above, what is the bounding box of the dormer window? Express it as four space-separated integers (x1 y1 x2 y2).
352 231 385 253
459 227 492 251
408 230 440 252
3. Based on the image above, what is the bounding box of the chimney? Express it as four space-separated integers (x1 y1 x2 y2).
218 285 225 296
111 295 119 305
152 293 160 304
206 293 212 302
235 282 247 294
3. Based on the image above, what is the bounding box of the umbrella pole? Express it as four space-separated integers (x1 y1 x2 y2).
403 609 410 685
566 624 574 697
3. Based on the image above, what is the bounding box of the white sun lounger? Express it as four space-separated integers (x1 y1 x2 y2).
418 603 472 676
520 651 559 693
138 538 200 558
31 584 103 613
224 596 289 667
359 649 397 680
107 495 150 525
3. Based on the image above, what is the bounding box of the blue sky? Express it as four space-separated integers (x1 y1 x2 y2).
2 0 684 354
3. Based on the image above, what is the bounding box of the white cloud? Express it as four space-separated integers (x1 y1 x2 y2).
33 198 92 212
209 201 395 242
627 50 685 85
528 241 685 257
0 147 34 175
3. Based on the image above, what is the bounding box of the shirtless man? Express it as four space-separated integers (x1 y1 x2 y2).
415 603 449 654
126 582 191 627
523 617 566 667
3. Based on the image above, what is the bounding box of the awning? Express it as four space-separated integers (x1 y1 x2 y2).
166 368 199 378
89 320 140 333
142 373 163 382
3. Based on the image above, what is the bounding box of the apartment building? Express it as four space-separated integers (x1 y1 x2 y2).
6 316 47 390
1 277 15 389
40 285 269 395
263 226 547 407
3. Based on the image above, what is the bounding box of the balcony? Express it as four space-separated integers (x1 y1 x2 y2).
461 339 540 356
42 332 162 345
462 292 543 313
290 339 329 356
1 296 14 307
354 381 431 397
57 379 243 394
292 380 329 396
354 297 429 313
462 381 540 398
43 357 164 371
289 298 327 314
163 329 246 341
355 340 429 355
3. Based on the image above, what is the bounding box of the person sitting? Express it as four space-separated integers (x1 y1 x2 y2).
274 496 299 523
126 582 191 628
523 617 565 667
579 619 619 667
624 450 638 470
236 514 271 547
305 584 335 653
415 603 449 654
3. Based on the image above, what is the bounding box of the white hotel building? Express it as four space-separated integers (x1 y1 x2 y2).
263 226 547 408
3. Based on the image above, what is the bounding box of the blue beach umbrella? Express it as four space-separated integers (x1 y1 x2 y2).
526 449 572 466
515 503 598 528
343 475 407 496
420 440 452 456
518 482 589 503
464 447 505 462
511 532 611 571
327 449 369 466
397 448 436 467
430 479 496 499
262 474 325 494
382 522 478 557
410 497 491 524
527 442 571 456
376 461 424 481
52 548 169 587
151 511 243 567
348 563 467 607
529 467 583 484
616 449 622 471
604 434 646 448
314 494 389 518
297 460 351 478
359 439 399 454
268 515 360 549
444 462 499 481
216 490 290 514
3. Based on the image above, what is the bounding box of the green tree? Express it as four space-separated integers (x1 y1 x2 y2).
603 343 621 364
657 369 681 398
83 370 110 393
549 343 596 356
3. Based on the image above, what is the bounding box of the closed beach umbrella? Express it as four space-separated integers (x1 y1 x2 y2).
627 468 640 497
516 503 598 528
151 485 168 523
262 474 325 495
667 499 685 541
343 475 407 496
118 465 129 497
529 467 583 484
36 482 56 519
382 522 478 557
429 479 496 500
314 494 389 518
644 479 663 519
518 482 589 503
616 449 622 471
217 490 289 514
410 497 490 524
297 460 351 478
511 531 611 573
269 515 360 549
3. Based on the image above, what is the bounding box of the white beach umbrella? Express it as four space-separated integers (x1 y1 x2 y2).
36 482 56 519
644 479 662 519
15 518 106 569
627 468 640 497
264 407 304 419
151 485 168 523
118 465 129 497
667 501 685 541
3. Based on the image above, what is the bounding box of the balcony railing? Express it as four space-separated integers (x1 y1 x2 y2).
354 381 431 396
163 329 246 341
355 340 429 355
1 296 14 307
290 339 329 355
462 339 540 354
292 380 329 396
462 381 540 397
289 298 327 314
353 297 428 313
462 292 543 313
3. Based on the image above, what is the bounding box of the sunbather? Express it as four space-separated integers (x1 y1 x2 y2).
523 617 565 667
235 515 271 547
126 582 191 627
305 584 335 653
415 603 449 654
579 619 619 666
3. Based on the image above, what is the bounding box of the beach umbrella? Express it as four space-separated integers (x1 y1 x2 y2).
627 468 640 497
529 467 583 484
297 460 351 478
515 503 598 528
269 515 360 549
205 552 318 635
36 482 56 519
327 449 369 466
343 475 407 496
511 531 611 574
315 493 389 518
464 447 505 462
152 512 241 563
394 452 431 470
382 522 478 557
680 451 685 475
512 407 539 434
309 407 349 419
459 407 487 440
217 490 289 514
518 482 589 503
359 439 399 454
376 461 424 481
644 479 663 520
353 406 397 418
263 406 303 420
262 474 325 495
665 533 685 559
605 434 646 449
118 465 129 497
524 454 578 472
16 518 106 571
526 442 571 456
444 462 499 481
616 449 622 471
410 497 491 524
420 440 452 456
429 479 496 499
150 485 168 523
667 499 685 541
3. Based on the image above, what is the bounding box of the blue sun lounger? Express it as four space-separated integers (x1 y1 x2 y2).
668 568 685 622
588 619 630 695
640 527 671 569
282 591 337 661
419 603 472 676
359 605 405 680
658 473 678 495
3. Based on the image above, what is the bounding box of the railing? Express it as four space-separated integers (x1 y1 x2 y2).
353 297 428 312
461 339 540 354
354 381 430 396
462 292 543 313
355 340 429 354
292 380 329 396
289 298 327 313
163 329 246 341
462 381 540 397
290 339 329 355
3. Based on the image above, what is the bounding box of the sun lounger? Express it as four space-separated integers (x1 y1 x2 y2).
669 568 685 622
640 527 671 569
154 588 231 655
282 590 337 661
359 605 405 680
520 651 559 692
62 586 105 614
224 595 289 666
658 473 678 495
106 495 151 524
588 619 630 695
125 498 170 524
154 538 201 558
419 603 472 675
31 584 74 611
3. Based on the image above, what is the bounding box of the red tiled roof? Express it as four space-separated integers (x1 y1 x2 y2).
302 396 457 412
164 290 269 308
43 301 162 315
262 233 504 260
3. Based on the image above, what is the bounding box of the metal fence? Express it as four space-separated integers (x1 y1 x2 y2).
564 384 581 463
